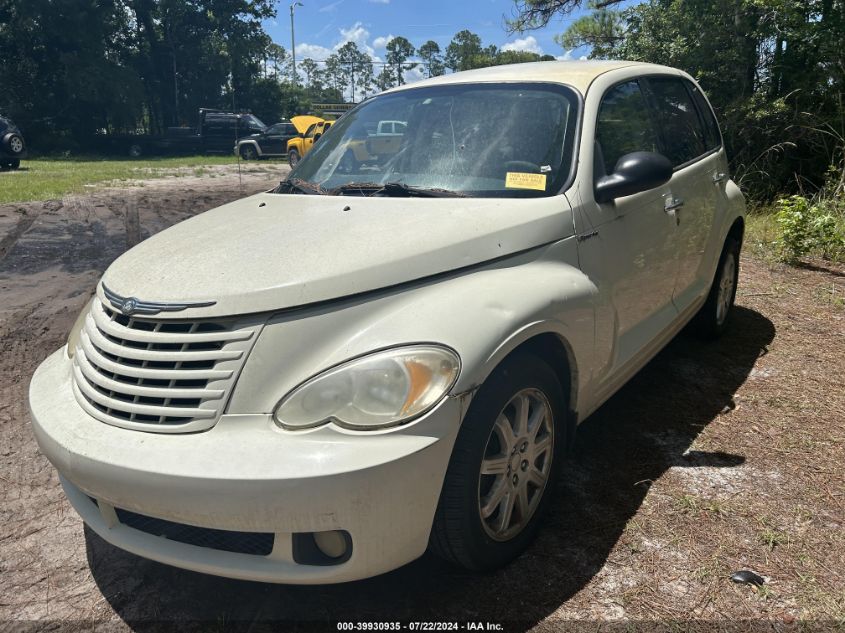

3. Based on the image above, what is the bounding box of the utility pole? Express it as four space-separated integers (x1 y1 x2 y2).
290 2 303 85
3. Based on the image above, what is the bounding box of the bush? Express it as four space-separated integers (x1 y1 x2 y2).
775 194 845 263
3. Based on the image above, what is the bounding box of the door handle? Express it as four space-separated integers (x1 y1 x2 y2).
712 172 727 183
664 197 684 212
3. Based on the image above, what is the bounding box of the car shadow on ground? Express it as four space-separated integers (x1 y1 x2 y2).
85 306 774 632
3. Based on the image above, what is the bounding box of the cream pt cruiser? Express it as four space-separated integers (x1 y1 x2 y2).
29 61 745 583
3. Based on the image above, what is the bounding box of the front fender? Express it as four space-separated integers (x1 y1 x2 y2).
227 238 597 419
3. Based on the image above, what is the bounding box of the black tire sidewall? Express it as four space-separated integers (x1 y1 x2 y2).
695 236 741 338
288 150 299 167
241 145 257 160
3 132 24 155
435 353 567 570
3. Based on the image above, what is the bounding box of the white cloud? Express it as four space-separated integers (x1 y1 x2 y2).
403 65 426 85
337 21 376 55
295 43 333 60
296 21 380 63
372 34 395 49
557 49 574 61
501 35 543 55
579 55 588 61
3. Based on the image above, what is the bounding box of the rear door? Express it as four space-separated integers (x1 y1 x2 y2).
642 76 723 315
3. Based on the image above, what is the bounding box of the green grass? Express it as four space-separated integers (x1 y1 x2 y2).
0 155 240 204
745 209 781 262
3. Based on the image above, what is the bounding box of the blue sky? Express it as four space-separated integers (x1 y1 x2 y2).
262 0 597 83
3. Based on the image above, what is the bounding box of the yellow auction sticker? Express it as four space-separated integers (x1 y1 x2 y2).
505 172 547 191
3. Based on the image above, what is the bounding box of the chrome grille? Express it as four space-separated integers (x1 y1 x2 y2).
71 299 261 432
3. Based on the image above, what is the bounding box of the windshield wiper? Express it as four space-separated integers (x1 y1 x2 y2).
275 178 326 195
329 181 465 198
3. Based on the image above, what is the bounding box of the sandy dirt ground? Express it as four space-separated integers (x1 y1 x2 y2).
1 167 843 631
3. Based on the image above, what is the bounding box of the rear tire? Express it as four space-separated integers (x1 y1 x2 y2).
288 149 300 168
430 353 566 571
691 236 741 339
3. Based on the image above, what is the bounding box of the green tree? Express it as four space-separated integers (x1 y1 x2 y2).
418 40 446 77
323 54 346 94
337 41 373 101
300 57 321 90
386 36 417 86
555 2 625 58
445 30 484 71
492 50 554 65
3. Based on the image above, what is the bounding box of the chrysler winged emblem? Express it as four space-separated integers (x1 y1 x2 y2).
102 284 216 316
121 297 139 315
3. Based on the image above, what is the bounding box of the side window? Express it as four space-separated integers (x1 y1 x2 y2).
686 81 721 151
205 116 236 136
645 77 708 166
596 79 661 176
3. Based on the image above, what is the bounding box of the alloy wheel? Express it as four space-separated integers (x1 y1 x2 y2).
478 388 554 542
716 252 736 325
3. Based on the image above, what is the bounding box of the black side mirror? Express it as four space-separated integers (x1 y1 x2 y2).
594 151 673 203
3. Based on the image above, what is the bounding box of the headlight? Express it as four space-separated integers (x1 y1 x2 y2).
274 345 461 431
66 298 94 359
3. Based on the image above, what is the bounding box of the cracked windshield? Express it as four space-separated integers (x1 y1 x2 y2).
285 83 578 197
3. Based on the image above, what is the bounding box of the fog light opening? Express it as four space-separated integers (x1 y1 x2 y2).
292 530 353 566
314 530 348 559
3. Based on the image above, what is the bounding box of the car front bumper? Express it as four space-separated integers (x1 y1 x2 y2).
29 348 466 584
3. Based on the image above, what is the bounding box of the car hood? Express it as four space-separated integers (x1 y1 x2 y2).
290 115 323 135
100 192 574 317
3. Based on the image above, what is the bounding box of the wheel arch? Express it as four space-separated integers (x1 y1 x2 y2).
458 326 581 451
727 215 744 247
238 140 262 157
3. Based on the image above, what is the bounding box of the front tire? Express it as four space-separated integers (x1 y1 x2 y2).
288 149 300 168
430 353 566 570
128 143 143 158
240 144 258 160
692 236 740 339
3 132 25 155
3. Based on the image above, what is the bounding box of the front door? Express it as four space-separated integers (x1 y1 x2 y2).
577 78 680 387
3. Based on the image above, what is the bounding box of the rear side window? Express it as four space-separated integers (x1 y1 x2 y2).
686 81 721 151
645 77 708 166
596 80 661 175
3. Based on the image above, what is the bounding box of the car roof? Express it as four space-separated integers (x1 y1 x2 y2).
383 60 679 96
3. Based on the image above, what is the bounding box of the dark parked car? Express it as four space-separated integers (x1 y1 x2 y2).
0 115 26 170
95 109 267 157
234 120 299 160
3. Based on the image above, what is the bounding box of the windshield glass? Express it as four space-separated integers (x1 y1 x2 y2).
243 114 266 131
287 83 579 197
